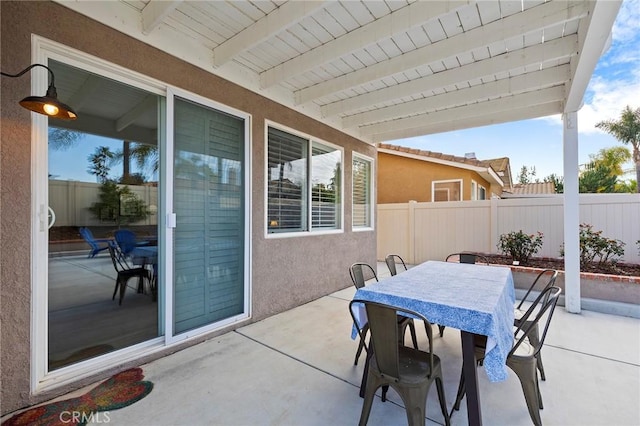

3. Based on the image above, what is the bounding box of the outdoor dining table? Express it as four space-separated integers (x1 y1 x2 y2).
351 260 515 426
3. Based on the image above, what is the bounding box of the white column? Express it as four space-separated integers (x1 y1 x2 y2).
563 111 581 313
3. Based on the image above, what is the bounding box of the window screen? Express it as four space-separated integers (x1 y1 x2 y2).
352 155 372 228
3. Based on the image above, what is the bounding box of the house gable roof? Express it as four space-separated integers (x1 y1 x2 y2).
378 143 504 188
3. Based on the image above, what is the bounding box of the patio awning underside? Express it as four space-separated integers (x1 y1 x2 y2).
55 0 621 144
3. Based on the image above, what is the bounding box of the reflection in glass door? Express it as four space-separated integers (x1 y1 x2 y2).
47 60 162 370
173 98 245 334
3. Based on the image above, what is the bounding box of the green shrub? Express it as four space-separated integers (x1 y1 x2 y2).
497 230 544 265
561 224 625 271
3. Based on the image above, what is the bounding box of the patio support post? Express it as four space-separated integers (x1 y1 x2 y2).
562 111 581 313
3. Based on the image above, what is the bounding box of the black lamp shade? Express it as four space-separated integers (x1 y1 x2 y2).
19 85 77 120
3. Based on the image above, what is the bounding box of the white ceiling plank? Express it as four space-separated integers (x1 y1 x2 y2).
141 0 181 35
372 101 563 142
260 0 471 88
295 0 588 105
212 0 330 67
322 34 578 117
359 86 565 137
67 75 105 111
343 64 570 127
115 95 158 132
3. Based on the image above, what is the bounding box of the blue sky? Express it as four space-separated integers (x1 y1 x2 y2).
389 0 640 182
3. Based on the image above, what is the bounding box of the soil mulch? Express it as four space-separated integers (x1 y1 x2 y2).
484 254 640 277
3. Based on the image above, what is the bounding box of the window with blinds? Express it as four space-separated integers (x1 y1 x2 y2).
352 155 372 228
267 127 342 234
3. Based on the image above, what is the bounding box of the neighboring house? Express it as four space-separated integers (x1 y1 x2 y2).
377 143 512 203
503 182 557 197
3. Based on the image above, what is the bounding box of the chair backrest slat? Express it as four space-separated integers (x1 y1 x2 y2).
349 263 378 289
517 269 558 309
385 254 407 276
445 252 489 265
511 285 561 358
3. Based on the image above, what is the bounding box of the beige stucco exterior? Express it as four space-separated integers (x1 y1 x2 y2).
0 1 376 414
377 151 496 204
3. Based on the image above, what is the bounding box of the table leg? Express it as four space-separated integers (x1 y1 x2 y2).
461 331 482 426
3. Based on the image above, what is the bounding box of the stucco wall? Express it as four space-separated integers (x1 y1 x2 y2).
0 1 377 414
377 152 492 203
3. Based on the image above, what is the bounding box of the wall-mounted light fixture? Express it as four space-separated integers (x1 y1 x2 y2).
1 64 77 120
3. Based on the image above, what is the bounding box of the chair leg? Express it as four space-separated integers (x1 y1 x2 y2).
452 368 465 411
408 320 418 350
112 277 120 301
358 370 379 426
394 382 429 426
359 350 371 398
438 324 445 337
354 325 368 366
118 276 127 305
435 376 451 426
509 360 543 426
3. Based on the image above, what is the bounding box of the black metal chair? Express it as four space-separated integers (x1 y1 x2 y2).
107 241 151 305
515 269 559 381
385 254 407 276
350 299 450 426
349 263 418 366
445 252 490 265
452 286 562 426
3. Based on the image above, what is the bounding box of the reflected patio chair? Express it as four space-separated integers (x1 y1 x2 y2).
349 263 418 366
79 227 111 258
350 299 450 426
515 269 558 381
107 241 150 305
385 254 407 276
114 229 149 257
452 286 562 426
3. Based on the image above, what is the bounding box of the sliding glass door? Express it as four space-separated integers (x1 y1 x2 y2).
46 60 161 370
36 50 249 380
173 97 246 335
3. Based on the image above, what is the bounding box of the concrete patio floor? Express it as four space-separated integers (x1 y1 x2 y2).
93 265 639 426
5 263 639 425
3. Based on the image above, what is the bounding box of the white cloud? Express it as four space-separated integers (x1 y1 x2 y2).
579 71 640 134
577 0 640 134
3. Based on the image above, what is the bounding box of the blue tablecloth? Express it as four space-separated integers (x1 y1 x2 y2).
352 260 515 382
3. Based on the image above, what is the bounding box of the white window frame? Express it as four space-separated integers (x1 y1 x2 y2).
478 184 487 200
471 180 478 201
432 179 462 202
264 121 344 238
352 152 375 231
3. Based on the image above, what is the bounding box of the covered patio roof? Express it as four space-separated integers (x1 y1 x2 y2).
52 0 624 314
55 0 621 144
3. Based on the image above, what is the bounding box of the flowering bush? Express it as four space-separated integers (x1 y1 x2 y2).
561 224 625 272
497 230 544 265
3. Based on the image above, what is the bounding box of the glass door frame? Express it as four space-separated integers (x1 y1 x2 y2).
164 87 252 344
31 36 252 393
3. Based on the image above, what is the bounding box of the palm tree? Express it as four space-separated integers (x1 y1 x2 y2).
596 106 640 193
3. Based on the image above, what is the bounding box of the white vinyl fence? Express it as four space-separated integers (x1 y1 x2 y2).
49 180 158 227
378 194 640 265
